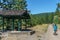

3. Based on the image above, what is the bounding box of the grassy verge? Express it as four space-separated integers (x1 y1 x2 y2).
57 24 60 29
31 24 48 35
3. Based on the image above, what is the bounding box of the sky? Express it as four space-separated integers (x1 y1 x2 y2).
26 0 60 14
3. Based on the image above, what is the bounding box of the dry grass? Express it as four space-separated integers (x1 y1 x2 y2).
31 24 48 35
57 24 60 29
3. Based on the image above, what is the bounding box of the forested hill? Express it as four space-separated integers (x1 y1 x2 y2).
30 3 60 26
32 12 55 16
31 12 55 26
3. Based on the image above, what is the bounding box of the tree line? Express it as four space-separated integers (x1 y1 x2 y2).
30 12 55 26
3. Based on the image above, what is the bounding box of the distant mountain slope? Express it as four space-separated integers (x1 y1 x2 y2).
32 12 55 16
30 12 55 25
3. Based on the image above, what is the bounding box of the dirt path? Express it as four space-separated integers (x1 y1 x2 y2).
42 24 60 40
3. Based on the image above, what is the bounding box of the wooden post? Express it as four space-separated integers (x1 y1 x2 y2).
24 19 27 29
18 19 21 31
12 18 14 31
2 17 4 32
6 19 9 31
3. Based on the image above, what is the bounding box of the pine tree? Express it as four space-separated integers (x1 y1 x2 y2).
0 0 27 10
55 3 60 16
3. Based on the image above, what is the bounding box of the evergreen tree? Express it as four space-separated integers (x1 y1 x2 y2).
0 0 27 10
56 3 60 16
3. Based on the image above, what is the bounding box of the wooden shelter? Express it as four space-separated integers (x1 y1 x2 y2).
0 10 31 32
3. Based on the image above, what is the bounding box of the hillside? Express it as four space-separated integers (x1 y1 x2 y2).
30 12 55 26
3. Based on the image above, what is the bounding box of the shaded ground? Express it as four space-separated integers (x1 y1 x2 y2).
42 24 60 40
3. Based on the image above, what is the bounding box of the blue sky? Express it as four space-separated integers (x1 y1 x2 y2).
26 0 60 14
